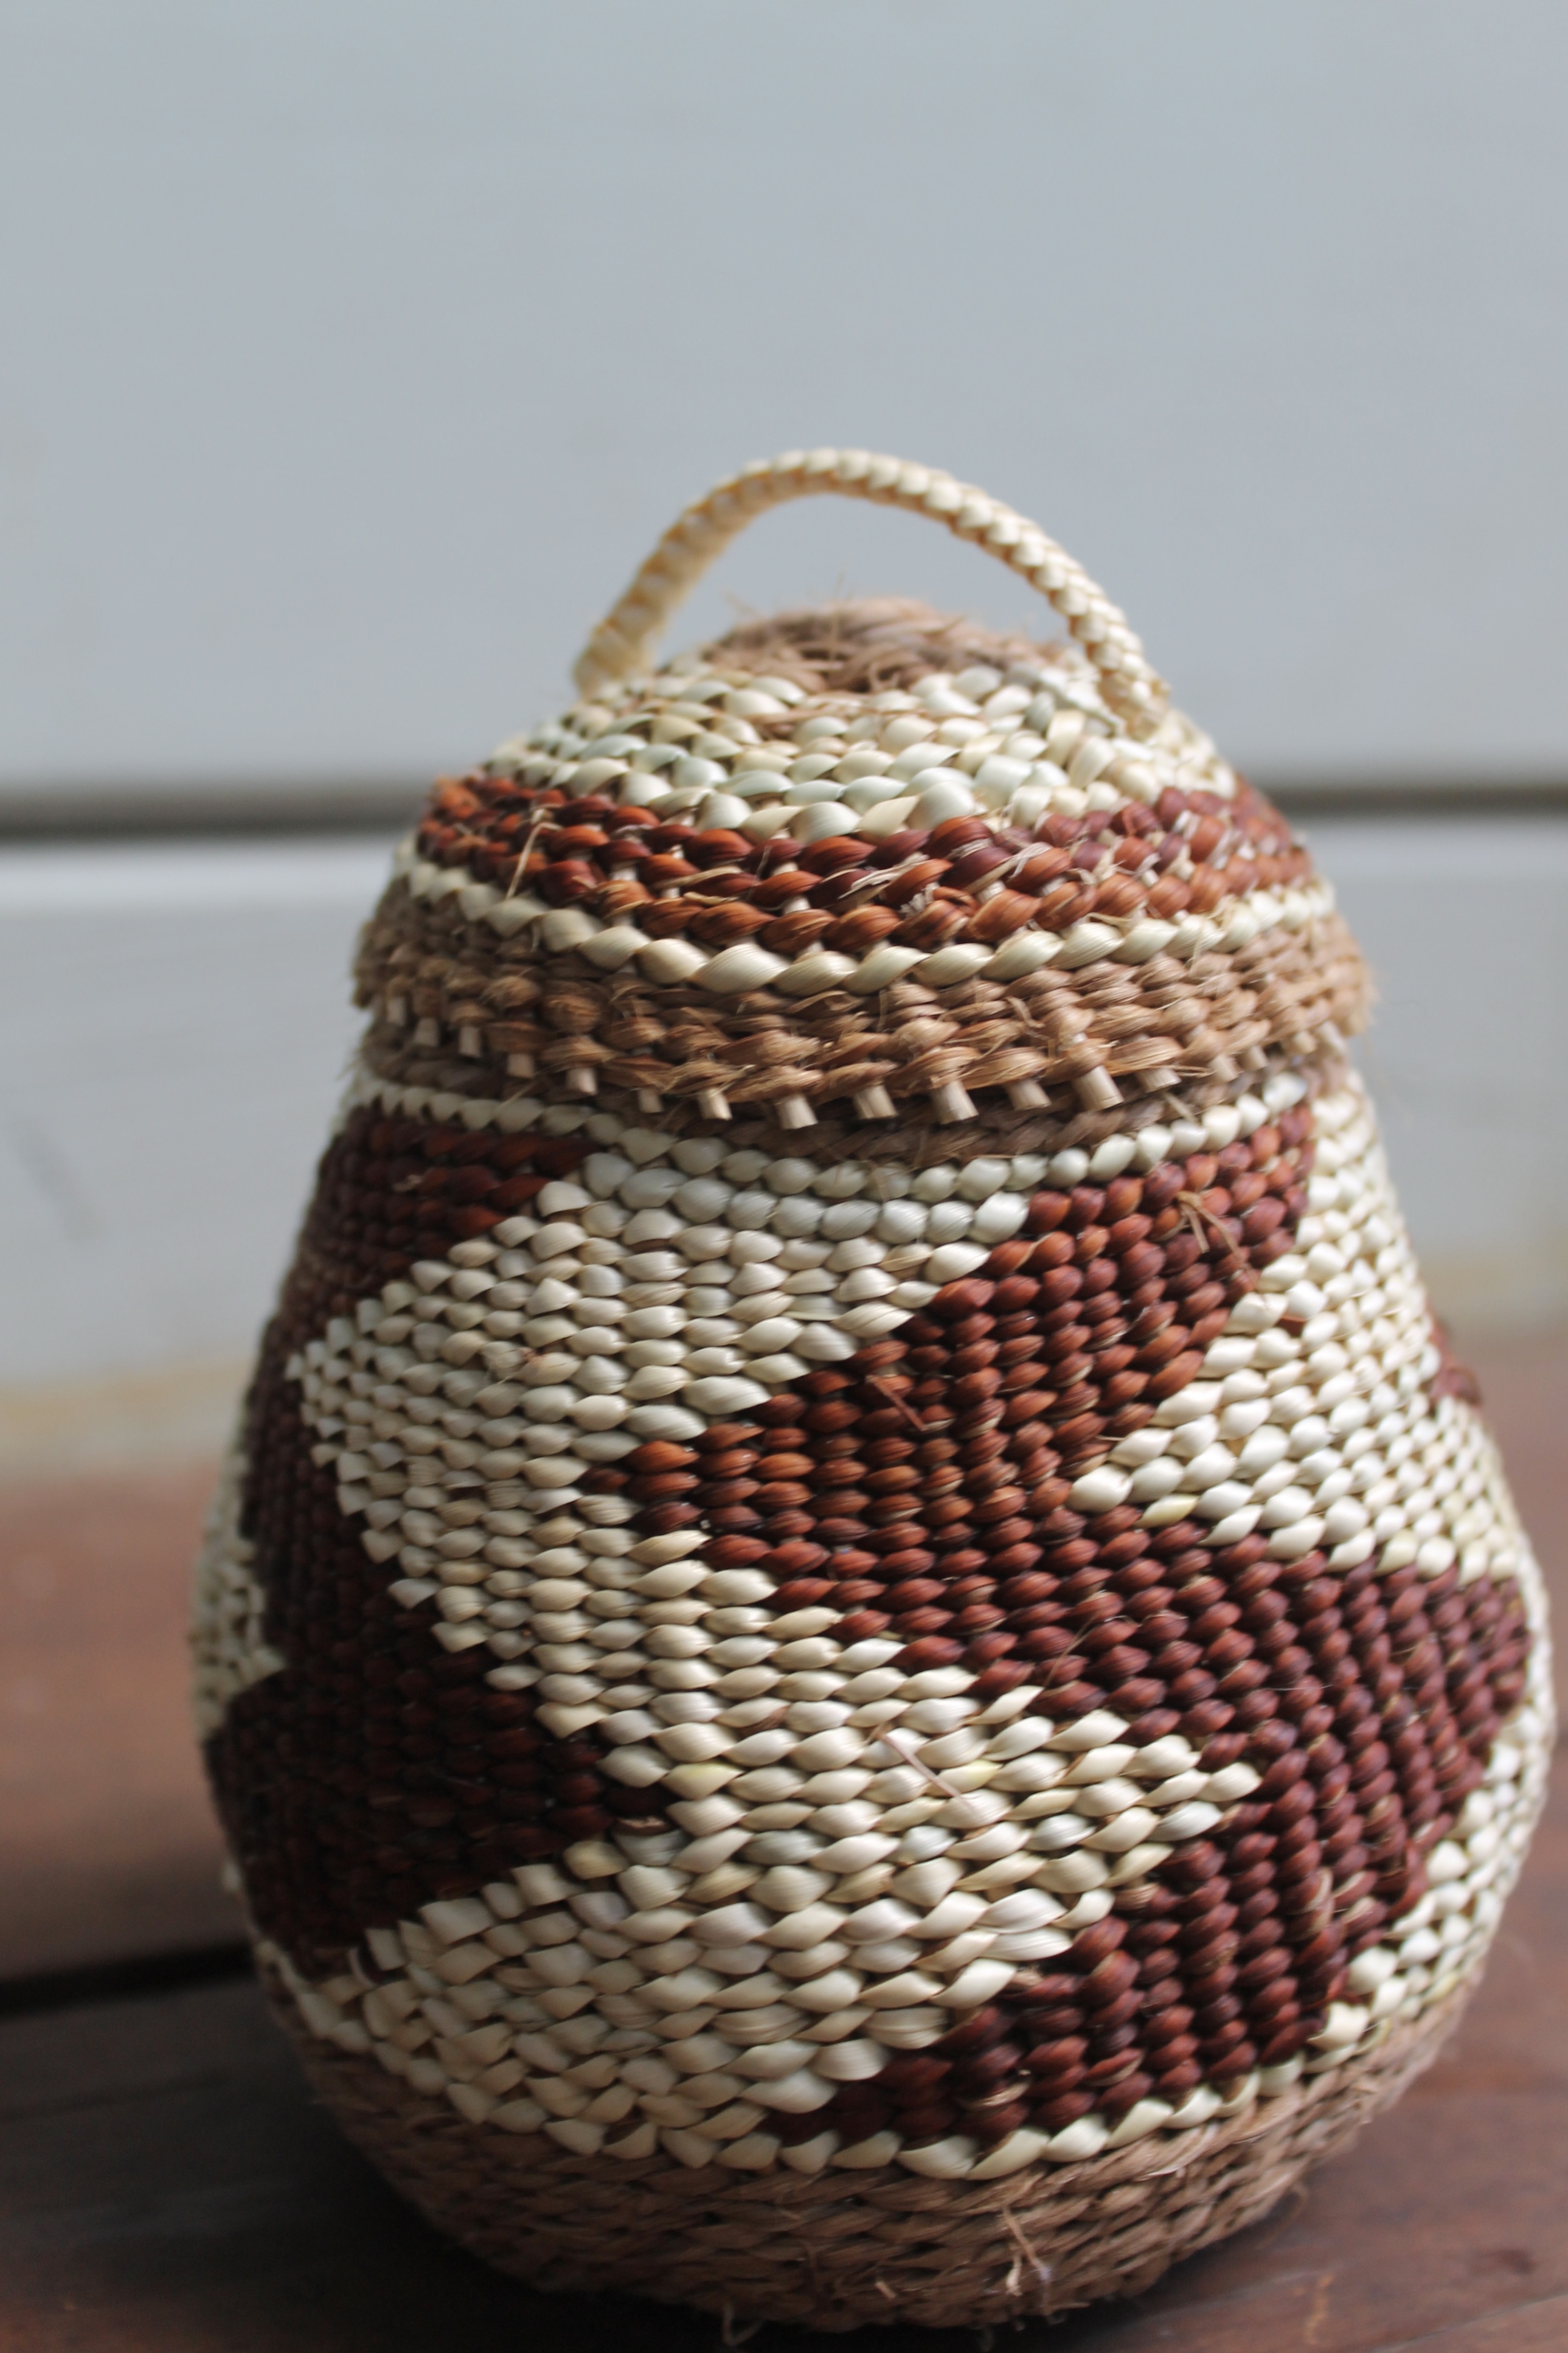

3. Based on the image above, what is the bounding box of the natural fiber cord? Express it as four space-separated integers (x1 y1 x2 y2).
196 453 1552 2329
274 1967 1463 2329
574 450 1168 737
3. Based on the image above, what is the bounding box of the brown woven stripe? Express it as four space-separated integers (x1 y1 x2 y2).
354 881 1367 1132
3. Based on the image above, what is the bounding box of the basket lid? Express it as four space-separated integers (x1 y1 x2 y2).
359 450 1367 1147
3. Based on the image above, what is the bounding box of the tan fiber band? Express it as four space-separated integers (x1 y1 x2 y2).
275 1980 1462 2330
574 450 1169 739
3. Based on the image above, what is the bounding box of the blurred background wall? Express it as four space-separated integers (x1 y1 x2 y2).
3 0 1566 1461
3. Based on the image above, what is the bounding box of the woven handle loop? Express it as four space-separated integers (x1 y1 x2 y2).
574 448 1168 739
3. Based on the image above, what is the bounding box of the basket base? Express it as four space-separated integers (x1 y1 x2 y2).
272 1984 1463 2330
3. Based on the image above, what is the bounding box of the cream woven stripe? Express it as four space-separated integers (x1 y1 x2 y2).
574 451 1169 739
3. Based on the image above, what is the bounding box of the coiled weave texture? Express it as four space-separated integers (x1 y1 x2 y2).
195 455 1551 2328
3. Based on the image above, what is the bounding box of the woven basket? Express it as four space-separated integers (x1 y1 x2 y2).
195 451 1552 2330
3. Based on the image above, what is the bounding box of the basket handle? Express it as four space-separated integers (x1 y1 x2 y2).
573 447 1168 739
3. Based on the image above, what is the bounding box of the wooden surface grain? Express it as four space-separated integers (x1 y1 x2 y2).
0 1465 234 1979
1 1329 1564 2346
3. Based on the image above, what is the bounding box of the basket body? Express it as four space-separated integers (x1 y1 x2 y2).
193 541 1550 2327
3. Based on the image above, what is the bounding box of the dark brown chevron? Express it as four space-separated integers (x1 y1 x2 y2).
203 1096 1529 2150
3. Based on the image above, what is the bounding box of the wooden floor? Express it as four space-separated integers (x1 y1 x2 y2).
3 1331 1566 2351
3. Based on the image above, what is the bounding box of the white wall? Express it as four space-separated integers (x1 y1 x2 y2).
4 1 1567 802
4 8 1564 1452
1318 819 1568 1332
2 821 1563 1433
0 841 381 1403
